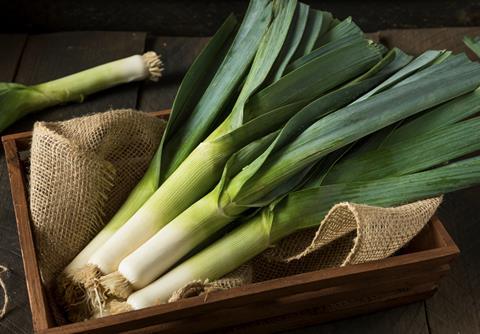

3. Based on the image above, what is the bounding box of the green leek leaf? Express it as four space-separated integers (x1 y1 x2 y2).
464 35 480 57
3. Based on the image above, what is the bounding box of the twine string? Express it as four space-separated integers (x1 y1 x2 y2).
0 265 9 319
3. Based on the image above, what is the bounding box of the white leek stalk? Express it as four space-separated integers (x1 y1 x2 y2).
116 213 270 311
99 44 398 297
0 52 163 133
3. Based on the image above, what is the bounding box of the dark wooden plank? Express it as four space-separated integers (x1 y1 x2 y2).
138 36 209 112
241 286 436 334
113 267 448 334
427 187 480 334
0 31 147 334
2 139 52 332
0 34 26 81
4 31 147 134
377 27 480 334
3 0 480 35
0 33 31 334
284 302 429 334
380 27 480 58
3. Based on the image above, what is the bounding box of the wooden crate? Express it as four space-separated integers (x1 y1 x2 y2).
2 110 460 334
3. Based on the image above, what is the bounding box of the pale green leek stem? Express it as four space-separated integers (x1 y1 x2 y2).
35 53 161 113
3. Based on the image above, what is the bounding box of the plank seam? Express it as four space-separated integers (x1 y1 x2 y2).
12 35 29 83
423 300 433 334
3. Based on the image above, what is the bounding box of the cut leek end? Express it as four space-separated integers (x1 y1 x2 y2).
55 271 92 322
56 264 106 321
100 271 133 300
142 51 164 81
66 264 107 319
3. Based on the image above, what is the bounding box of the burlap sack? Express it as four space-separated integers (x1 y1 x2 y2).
170 197 442 300
29 110 166 284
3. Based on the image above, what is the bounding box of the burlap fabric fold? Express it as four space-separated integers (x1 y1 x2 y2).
170 197 442 300
29 110 166 285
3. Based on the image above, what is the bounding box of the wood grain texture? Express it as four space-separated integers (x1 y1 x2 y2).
283 302 429 334
0 33 31 334
239 286 437 334
104 266 449 334
379 27 480 57
428 187 480 334
4 31 147 134
0 34 26 81
2 139 52 331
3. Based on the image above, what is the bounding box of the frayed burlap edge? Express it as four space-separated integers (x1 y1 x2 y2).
169 264 253 302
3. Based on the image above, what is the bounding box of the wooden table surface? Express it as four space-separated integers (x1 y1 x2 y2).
0 28 479 333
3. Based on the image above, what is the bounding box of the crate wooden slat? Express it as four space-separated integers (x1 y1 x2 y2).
2 110 460 334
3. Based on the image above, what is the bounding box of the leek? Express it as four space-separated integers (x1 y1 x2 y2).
0 52 162 133
323 117 480 184
265 2 309 82
71 4 384 292
71 1 295 307
121 89 480 308
84 0 283 279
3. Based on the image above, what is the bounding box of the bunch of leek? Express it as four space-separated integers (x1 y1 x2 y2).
114 87 480 310
0 52 162 133
101 50 480 299
98 38 392 295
